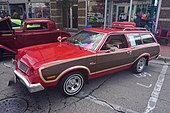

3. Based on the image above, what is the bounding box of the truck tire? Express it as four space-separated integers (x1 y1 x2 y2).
59 71 85 96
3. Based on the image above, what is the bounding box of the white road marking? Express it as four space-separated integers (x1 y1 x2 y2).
3 62 14 69
133 72 151 78
144 64 168 113
136 83 152 89
86 95 139 113
143 72 152 77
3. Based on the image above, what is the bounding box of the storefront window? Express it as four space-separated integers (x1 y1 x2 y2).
31 3 50 18
0 3 9 17
87 0 105 27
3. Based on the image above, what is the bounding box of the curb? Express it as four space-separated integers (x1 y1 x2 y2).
157 56 170 63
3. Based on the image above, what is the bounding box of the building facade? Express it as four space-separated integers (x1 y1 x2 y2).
158 0 170 27
50 0 170 32
0 0 50 19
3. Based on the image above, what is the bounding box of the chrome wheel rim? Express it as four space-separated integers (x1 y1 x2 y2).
137 58 146 72
64 74 83 95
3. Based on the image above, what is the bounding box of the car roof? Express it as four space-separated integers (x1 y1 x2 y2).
25 18 52 23
84 27 151 34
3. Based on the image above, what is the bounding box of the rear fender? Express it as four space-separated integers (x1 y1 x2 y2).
133 53 150 66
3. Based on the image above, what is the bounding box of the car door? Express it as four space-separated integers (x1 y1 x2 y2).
94 34 134 74
22 22 56 47
0 32 16 51
0 18 16 51
126 33 146 60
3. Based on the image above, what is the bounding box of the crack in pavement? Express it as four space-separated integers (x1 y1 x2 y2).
0 72 5 76
60 96 67 108
88 95 125 113
56 75 114 112
86 95 139 113
88 75 113 96
45 91 52 113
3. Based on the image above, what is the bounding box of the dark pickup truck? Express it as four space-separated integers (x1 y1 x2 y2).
0 18 71 60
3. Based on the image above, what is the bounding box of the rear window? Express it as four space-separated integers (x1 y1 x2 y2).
127 34 142 46
141 34 156 44
26 23 48 30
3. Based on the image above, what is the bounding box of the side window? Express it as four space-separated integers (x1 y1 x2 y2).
127 34 142 46
141 34 156 44
101 34 128 51
12 22 20 28
26 23 48 30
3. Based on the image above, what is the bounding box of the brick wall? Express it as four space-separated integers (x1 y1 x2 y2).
50 0 62 28
158 0 170 27
78 0 86 29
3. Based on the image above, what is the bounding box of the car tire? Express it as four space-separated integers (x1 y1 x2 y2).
132 57 146 74
59 71 85 96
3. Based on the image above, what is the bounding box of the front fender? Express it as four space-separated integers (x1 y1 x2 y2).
39 65 90 83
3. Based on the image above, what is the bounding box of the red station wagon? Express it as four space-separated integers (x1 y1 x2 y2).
0 18 70 60
14 22 160 96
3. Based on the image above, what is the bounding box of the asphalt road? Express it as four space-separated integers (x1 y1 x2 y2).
0 58 170 113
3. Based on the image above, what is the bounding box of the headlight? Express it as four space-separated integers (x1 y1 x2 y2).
18 60 30 74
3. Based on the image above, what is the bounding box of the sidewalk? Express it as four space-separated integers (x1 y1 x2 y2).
159 45 170 61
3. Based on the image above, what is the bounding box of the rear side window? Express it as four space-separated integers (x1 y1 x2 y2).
141 34 156 44
127 34 142 46
26 23 48 30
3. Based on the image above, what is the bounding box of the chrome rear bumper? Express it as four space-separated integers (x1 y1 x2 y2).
14 70 44 93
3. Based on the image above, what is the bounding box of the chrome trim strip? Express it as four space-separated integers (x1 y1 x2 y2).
14 70 44 93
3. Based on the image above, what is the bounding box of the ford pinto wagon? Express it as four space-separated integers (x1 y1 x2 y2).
14 22 160 96
0 18 71 60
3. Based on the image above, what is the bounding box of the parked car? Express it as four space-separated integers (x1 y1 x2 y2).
14 22 160 96
0 18 71 60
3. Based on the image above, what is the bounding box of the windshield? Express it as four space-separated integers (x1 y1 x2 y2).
67 30 105 51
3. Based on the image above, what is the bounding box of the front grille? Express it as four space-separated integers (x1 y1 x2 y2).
18 60 28 73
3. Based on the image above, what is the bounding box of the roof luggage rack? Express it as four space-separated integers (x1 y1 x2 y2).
112 22 136 28
111 22 147 31
123 27 147 31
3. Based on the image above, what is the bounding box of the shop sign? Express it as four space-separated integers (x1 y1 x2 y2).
88 12 104 23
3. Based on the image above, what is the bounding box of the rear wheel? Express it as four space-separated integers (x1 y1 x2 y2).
59 71 85 96
132 57 146 73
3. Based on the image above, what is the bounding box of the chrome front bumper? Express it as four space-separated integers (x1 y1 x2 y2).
14 70 45 93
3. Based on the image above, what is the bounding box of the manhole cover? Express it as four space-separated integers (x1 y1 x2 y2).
0 98 28 113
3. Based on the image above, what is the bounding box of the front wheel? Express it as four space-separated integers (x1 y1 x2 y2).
132 57 146 73
59 71 85 96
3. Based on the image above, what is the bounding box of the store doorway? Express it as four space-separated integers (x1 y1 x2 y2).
116 4 129 22
63 4 78 29
72 5 78 28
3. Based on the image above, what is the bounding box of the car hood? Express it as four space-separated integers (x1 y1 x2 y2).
18 42 93 67
0 18 12 31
